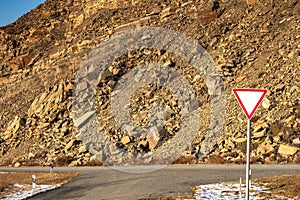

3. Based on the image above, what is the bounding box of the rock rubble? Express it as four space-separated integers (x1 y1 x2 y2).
0 0 299 166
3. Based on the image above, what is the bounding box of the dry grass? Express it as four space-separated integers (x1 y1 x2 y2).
0 172 78 198
254 174 300 198
171 156 197 165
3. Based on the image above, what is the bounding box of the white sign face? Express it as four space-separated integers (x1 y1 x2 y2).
233 89 267 119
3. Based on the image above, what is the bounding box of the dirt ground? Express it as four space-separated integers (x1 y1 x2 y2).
0 171 78 198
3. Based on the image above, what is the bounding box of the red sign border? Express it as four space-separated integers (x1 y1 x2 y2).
233 88 267 120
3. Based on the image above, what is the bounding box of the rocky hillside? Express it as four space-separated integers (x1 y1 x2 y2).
0 0 299 167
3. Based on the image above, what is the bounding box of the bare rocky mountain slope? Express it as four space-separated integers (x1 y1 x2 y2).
0 0 299 166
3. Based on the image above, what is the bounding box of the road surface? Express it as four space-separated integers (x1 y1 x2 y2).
0 165 299 200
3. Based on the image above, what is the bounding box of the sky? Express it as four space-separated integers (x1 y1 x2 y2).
0 0 46 27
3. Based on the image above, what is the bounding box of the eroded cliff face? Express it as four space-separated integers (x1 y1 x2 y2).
0 0 299 167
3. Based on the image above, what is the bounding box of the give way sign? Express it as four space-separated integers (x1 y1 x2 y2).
233 88 267 120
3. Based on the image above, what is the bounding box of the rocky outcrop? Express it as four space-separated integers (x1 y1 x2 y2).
0 81 91 166
0 0 299 166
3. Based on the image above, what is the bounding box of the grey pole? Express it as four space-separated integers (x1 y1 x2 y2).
246 119 251 200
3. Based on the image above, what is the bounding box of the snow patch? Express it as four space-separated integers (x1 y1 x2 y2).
194 182 292 200
3 184 61 200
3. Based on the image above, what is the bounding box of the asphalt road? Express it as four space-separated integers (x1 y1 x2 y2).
1 165 299 200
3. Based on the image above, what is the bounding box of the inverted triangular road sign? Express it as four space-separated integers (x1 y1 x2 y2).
233 88 267 120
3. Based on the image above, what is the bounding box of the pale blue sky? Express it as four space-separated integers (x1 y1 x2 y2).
0 0 46 26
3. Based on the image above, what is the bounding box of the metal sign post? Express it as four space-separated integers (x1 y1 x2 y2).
233 88 267 200
246 119 251 200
